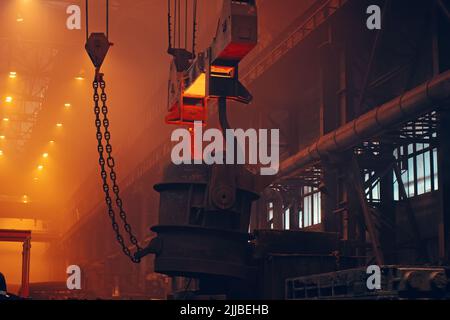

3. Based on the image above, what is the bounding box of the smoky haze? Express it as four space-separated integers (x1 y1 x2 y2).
0 0 310 289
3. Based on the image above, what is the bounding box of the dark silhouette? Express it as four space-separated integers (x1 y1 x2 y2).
0 272 22 300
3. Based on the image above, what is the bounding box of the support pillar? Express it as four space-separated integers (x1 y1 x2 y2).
438 108 450 263
21 236 31 298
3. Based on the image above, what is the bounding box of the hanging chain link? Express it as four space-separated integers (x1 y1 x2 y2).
93 73 142 263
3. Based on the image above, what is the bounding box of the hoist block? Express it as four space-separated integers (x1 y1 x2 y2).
210 0 258 64
85 33 112 69
147 163 259 279
165 0 258 127
205 0 257 104
166 57 207 126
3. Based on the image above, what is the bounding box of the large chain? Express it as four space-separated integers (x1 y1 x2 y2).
93 73 142 263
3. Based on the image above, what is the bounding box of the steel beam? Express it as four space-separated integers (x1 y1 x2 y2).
348 156 384 265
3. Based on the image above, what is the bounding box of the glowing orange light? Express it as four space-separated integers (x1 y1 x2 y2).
3 118 9 122
37 165 44 170
22 195 29 204
184 73 206 98
75 69 85 81
42 153 49 158
5 96 13 103
0 135 5 140
16 16 24 23
210 65 235 78
0 150 3 156
9 72 17 79
64 103 71 108
56 123 63 127
49 140 55 144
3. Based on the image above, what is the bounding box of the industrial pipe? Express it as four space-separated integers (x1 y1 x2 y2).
279 70 450 177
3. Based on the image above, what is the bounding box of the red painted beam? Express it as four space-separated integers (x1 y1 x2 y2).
0 229 32 242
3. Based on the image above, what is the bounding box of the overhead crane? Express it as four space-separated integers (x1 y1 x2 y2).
84 0 260 295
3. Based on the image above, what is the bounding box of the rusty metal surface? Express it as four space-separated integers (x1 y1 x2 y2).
286 265 450 300
149 163 259 279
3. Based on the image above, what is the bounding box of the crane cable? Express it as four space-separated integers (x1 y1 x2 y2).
168 0 198 55
86 0 143 263
85 0 109 42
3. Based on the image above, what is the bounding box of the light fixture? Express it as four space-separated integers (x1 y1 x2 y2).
56 123 63 127
3 118 9 122
64 103 71 108
75 70 85 81
37 165 44 170
42 153 49 158
9 72 17 79
16 15 24 23
0 150 3 156
22 195 29 204
184 73 206 98
5 96 13 103
49 140 55 144
0 135 5 140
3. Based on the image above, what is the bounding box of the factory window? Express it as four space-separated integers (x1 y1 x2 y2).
267 201 274 229
298 209 303 229
283 207 290 230
365 171 381 202
393 114 438 200
301 186 321 228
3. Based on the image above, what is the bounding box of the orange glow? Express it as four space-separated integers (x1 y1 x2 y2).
0 242 52 295
211 65 235 78
5 96 13 103
9 72 17 79
75 69 85 81
56 123 63 127
0 150 3 156
3 118 10 122
37 165 44 170
42 153 49 158
184 73 206 98
64 103 71 108
21 195 29 204
0 218 47 231
0 135 5 140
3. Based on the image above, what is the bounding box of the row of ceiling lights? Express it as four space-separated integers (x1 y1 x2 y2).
8 5 85 203
0 70 85 191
